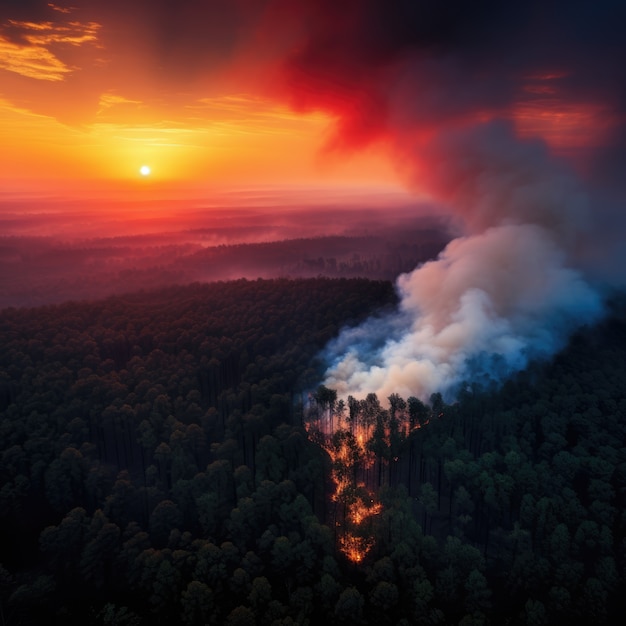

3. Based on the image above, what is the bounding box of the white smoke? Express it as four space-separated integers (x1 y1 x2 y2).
323 123 605 402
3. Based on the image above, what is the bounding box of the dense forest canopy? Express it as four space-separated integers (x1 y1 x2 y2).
1 278 625 625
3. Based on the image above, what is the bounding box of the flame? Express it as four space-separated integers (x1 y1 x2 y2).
349 496 382 526
304 401 389 563
338 533 375 564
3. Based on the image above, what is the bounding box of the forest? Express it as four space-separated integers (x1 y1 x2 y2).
0 230 447 309
1 277 625 625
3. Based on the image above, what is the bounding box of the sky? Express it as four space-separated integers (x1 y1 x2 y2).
2 0 624 203
0 0 404 197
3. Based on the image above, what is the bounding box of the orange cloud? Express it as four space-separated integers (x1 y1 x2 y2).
47 3 74 14
7 19 100 46
0 35 71 81
96 92 145 117
0 17 100 81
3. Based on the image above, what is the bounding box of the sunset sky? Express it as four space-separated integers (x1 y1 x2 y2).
0 1 403 198
1 1 625 206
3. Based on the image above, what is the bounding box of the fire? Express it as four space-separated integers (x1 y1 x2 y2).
304 392 392 563
338 533 375 564
349 497 383 525
303 388 436 562
326 432 383 562
332 481 382 563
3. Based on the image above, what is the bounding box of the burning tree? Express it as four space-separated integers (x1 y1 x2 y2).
303 386 427 563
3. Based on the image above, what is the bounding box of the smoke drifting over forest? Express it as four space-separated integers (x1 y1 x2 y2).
0 193 447 308
323 125 605 400
277 1 626 400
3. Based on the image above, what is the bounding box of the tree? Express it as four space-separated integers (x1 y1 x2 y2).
412 578 434 621
334 587 364 624
229 555 250 596
248 576 272 611
225 605 256 626
181 580 216 626
429 393 444 419
315 572 341 612
579 577 608 622
407 396 428 428
314 385 337 418
234 465 254 500
464 569 491 614
97 603 141 626
39 507 88 572
419 482 438 533
436 565 459 607
207 459 236 512
451 486 474 539
271 535 295 579
150 558 181 613
255 436 286 484
370 580 399 614
44 446 87 512
388 393 406 419
524 599 547 626
369 413 389 487
8 575 55 616
80 519 121 588
196 492 219 538
104 472 137 528
149 500 183 547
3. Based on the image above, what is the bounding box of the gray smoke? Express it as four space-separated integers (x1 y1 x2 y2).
323 123 605 401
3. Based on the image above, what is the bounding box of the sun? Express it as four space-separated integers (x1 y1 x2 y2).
139 165 151 176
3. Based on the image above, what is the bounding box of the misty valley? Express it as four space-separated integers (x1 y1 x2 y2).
1 274 625 625
0 205 448 308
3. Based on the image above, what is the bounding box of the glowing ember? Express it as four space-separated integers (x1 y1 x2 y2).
338 533 375 564
349 497 382 526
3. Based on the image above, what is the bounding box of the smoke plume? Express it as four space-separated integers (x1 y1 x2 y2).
323 121 605 400
266 0 626 401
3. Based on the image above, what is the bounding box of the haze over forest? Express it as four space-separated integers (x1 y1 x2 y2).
0 193 449 308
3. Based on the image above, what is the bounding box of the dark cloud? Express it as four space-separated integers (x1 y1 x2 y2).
276 1 626 151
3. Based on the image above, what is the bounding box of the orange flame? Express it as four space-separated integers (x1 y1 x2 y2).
304 404 384 563
338 533 375 564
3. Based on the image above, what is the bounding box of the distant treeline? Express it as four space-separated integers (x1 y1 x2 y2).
0 229 449 308
0 279 625 625
189 233 447 282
